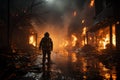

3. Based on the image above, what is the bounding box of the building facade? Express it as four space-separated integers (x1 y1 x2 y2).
88 0 120 50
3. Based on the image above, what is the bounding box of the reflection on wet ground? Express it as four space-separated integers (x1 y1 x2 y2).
10 50 117 80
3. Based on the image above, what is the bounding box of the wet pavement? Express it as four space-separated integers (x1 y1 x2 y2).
0 49 118 80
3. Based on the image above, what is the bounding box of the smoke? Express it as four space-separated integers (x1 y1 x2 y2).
31 0 95 51
31 12 72 51
67 0 95 37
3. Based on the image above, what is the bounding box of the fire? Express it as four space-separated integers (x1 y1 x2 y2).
29 35 36 47
71 34 77 47
97 25 116 50
112 25 116 46
82 27 87 35
99 62 117 80
90 0 94 7
71 53 77 62
103 34 110 49
59 39 69 48
81 27 87 46
98 34 110 49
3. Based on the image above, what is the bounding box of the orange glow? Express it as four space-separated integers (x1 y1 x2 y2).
82 27 87 46
112 25 116 46
90 0 94 7
82 40 84 46
73 11 77 16
103 34 110 49
97 25 116 50
82 20 85 24
97 27 110 50
71 53 77 62
99 62 117 80
81 57 87 72
104 73 110 79
112 74 117 80
71 34 77 46
82 27 87 35
98 33 110 49
85 37 87 45
59 50 68 57
59 40 69 48
29 35 36 47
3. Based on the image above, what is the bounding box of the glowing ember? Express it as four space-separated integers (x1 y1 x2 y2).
29 35 36 47
90 0 94 7
73 10 77 16
82 20 85 24
71 34 77 47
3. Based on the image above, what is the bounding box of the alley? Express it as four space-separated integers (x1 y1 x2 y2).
0 0 120 80
0 48 117 80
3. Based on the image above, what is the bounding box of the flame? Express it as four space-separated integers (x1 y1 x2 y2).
112 25 116 46
99 62 117 80
82 27 87 35
71 34 77 47
71 53 77 62
82 40 84 46
59 39 69 48
29 35 36 46
97 25 116 50
104 73 111 79
103 34 110 49
59 50 68 57
98 34 110 49
81 27 87 46
90 0 94 7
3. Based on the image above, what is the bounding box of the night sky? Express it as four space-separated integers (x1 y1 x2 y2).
0 0 87 23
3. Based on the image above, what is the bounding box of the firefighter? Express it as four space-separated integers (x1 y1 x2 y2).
39 32 53 65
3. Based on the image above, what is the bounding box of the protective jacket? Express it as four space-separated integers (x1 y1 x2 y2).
39 37 53 51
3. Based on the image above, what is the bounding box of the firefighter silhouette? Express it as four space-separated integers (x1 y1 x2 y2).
39 32 53 65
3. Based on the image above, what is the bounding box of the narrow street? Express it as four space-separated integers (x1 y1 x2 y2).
0 49 117 80
0 0 120 80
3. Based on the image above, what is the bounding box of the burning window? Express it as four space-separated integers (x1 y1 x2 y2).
29 35 36 47
97 27 110 49
95 25 116 50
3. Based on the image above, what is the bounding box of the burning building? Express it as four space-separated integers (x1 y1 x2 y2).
88 0 120 50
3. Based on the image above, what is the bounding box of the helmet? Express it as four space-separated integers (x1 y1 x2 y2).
44 32 49 37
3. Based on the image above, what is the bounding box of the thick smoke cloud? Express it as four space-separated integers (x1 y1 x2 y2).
30 0 95 50
2 0 94 50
